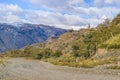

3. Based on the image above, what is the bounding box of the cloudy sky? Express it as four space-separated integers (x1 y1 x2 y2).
0 0 120 29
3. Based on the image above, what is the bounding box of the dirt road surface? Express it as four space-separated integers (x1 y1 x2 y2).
0 58 120 80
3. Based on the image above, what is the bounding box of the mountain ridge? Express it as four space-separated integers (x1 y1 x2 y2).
0 23 67 52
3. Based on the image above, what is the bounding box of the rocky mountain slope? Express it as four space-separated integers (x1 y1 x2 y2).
0 23 67 52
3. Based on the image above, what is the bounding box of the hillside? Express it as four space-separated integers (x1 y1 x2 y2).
3 13 120 68
0 23 67 52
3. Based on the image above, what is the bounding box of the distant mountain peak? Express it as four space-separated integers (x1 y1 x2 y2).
0 23 67 52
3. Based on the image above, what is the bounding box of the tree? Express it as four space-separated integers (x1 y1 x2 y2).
72 44 80 57
83 31 97 58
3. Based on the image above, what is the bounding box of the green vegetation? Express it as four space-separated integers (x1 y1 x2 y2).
100 34 120 49
107 65 120 69
0 56 8 66
43 57 117 68
2 13 120 68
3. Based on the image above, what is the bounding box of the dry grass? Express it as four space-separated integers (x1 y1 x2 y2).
41 57 117 68
107 65 120 69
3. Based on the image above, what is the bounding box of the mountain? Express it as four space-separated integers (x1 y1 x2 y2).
0 23 67 52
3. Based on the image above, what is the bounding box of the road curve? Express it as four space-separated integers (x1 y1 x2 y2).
0 58 120 80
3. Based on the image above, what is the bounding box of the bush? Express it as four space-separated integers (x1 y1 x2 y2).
24 46 33 57
60 53 75 63
68 29 74 32
6 50 24 57
36 52 43 59
51 50 62 57
42 48 52 58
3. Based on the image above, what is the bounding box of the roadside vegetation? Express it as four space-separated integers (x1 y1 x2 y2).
107 65 120 69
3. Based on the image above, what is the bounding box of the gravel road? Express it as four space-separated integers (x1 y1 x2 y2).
0 58 120 80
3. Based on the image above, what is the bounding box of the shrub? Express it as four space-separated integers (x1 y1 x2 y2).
6 50 24 57
51 50 62 57
42 48 52 58
60 53 75 63
36 52 43 59
24 46 33 57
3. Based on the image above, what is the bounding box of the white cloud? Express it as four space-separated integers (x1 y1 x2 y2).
25 9 110 29
94 0 120 7
28 0 120 18
25 10 87 29
0 4 23 14
29 0 69 10
69 0 84 5
105 0 114 4
28 0 87 13
0 4 27 23
0 0 120 30
28 0 120 19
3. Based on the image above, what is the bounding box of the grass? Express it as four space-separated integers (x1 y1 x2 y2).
100 34 120 49
41 57 117 68
107 65 120 69
78 58 115 68
0 59 3 64
0 57 8 65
